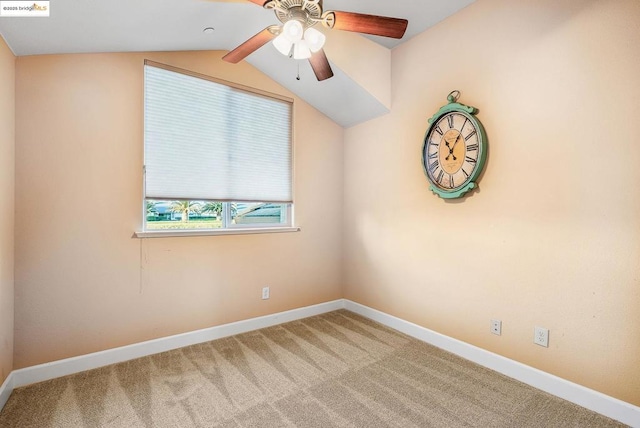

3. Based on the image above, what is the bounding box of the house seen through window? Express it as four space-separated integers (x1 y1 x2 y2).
143 61 293 231
145 201 289 230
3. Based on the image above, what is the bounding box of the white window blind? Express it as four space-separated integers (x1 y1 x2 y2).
144 62 293 203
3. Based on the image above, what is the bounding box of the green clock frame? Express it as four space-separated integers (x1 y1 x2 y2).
421 91 488 199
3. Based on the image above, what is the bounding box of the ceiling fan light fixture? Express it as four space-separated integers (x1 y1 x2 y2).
272 34 294 56
223 0 407 81
293 40 312 59
303 27 325 52
282 19 304 42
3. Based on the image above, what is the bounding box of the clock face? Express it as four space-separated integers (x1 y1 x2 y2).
423 111 483 192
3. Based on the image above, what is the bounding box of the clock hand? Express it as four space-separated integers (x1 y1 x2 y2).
446 134 462 161
451 133 462 150
444 139 453 160
445 135 459 161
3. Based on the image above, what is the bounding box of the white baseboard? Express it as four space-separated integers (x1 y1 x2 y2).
0 372 14 411
1 299 638 427
344 300 640 428
9 299 345 390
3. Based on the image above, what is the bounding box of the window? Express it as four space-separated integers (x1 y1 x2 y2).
142 61 294 234
145 200 290 230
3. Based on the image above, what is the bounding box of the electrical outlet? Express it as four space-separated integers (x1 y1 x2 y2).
490 319 502 336
262 286 270 300
534 326 549 347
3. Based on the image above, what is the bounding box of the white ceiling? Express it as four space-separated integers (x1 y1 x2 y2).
0 0 475 127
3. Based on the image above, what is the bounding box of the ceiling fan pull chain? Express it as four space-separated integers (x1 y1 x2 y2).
296 62 301 81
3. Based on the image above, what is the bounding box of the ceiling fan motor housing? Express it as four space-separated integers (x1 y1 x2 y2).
268 0 323 27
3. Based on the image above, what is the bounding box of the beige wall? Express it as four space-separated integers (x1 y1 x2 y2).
14 51 344 368
0 35 15 386
8 0 640 410
344 0 640 406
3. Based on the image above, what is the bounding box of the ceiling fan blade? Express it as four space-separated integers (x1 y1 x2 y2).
308 49 334 81
327 11 408 39
222 27 276 64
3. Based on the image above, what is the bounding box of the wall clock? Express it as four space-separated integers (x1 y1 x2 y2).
422 91 488 199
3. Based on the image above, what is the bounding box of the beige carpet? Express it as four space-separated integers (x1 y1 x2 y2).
0 310 626 427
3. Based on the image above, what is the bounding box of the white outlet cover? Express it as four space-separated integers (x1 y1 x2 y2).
490 319 502 336
534 326 549 347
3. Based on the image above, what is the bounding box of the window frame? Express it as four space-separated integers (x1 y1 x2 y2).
137 61 297 238
225 202 293 230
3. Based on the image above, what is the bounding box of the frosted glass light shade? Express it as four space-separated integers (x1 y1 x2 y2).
293 40 311 59
282 20 304 42
303 27 326 52
272 34 293 56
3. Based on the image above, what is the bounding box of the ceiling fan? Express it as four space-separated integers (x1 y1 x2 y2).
221 0 408 81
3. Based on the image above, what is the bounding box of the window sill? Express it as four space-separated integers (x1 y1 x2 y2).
133 226 300 239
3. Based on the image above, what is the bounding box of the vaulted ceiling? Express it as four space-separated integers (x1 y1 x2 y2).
0 0 475 127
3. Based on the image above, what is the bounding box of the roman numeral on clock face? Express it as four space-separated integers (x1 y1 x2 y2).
465 156 477 164
429 159 439 172
460 118 468 133
466 143 479 151
434 125 443 136
465 130 477 141
428 151 438 160
436 169 444 184
447 115 454 129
